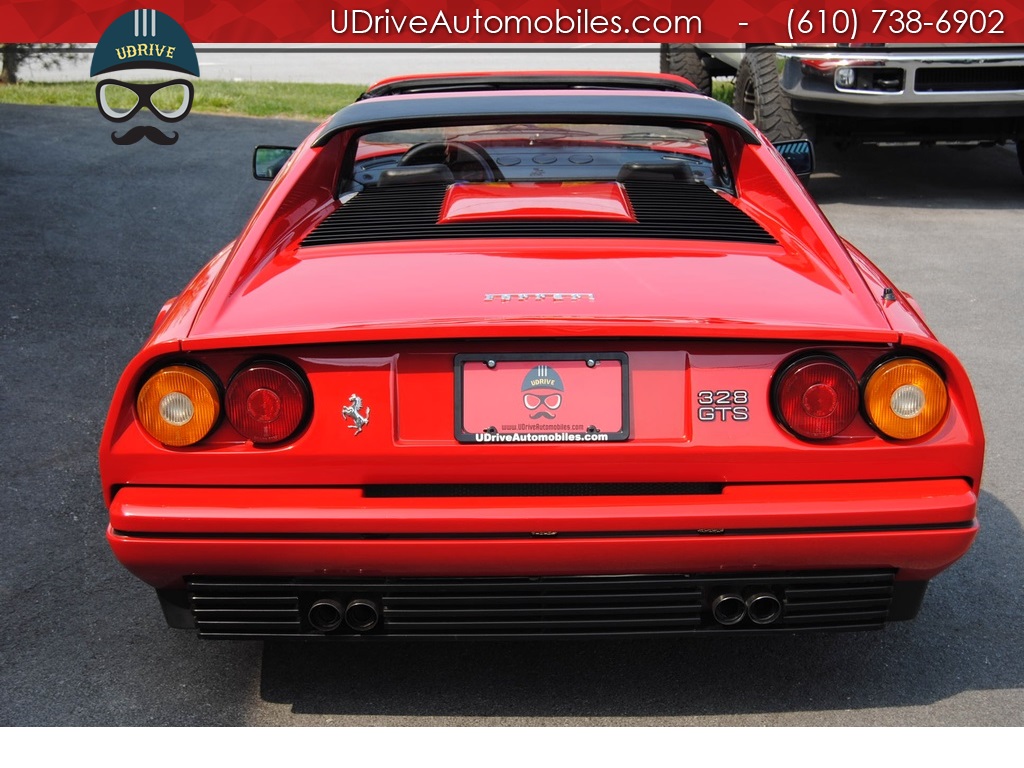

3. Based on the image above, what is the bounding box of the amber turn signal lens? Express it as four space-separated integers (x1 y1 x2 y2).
775 357 859 440
864 358 948 440
136 365 221 446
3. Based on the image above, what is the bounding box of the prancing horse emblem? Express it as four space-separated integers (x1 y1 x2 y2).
342 393 370 435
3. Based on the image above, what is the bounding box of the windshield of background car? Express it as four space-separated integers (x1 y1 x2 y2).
347 122 729 190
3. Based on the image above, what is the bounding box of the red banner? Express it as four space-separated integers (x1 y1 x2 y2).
3 0 1023 43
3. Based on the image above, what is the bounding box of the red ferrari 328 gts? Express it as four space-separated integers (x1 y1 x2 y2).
100 72 984 639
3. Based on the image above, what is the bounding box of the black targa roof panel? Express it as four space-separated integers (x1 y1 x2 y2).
358 73 700 99
312 91 763 147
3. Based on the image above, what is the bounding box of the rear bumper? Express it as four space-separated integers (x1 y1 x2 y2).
109 478 977 584
109 478 976 637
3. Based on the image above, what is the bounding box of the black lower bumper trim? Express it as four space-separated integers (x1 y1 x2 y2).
160 570 927 639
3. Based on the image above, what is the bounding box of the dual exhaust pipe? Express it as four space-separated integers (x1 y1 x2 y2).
308 597 380 633
711 591 782 627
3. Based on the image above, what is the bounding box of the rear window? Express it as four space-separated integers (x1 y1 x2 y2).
346 122 730 191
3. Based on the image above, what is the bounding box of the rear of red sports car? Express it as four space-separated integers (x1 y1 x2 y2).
100 73 983 639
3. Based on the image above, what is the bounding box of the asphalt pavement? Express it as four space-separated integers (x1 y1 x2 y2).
1 104 1022 728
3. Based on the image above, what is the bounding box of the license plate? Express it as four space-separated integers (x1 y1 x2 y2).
455 353 629 444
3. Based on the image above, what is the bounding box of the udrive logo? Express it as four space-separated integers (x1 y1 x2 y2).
521 364 565 420
90 9 200 145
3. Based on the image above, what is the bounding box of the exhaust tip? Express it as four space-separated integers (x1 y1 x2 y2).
308 598 344 633
711 593 746 626
345 598 380 632
746 592 782 625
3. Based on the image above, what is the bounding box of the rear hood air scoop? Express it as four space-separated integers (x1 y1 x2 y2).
438 182 638 224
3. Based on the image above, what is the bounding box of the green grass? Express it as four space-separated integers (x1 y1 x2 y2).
712 79 735 105
0 80 366 120
1 79 737 120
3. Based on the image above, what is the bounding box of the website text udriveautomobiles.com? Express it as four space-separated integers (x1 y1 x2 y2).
472 432 611 442
330 8 703 36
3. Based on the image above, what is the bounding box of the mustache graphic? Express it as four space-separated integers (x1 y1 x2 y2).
111 126 179 145
530 411 556 419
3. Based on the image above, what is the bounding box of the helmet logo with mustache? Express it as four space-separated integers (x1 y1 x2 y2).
521 365 565 420
90 9 200 146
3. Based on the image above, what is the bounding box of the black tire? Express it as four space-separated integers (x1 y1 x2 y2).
1017 140 1024 176
659 43 712 95
733 46 813 143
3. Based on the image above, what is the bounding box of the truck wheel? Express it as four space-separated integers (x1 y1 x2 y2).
734 46 813 143
660 44 712 95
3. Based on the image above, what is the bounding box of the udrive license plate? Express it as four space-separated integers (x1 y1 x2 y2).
455 353 629 444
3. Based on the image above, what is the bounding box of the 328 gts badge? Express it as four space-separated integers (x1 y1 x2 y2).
697 390 749 422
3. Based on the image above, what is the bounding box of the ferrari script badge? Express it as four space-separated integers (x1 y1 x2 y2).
484 292 595 303
342 394 370 435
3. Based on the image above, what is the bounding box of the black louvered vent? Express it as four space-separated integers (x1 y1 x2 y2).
301 180 776 247
190 590 301 637
781 571 895 628
381 576 704 636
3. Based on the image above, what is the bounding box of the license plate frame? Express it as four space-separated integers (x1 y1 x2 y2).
455 352 629 444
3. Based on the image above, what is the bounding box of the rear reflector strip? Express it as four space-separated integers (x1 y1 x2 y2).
361 482 724 498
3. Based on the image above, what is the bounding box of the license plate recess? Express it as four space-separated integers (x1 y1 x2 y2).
455 353 629 443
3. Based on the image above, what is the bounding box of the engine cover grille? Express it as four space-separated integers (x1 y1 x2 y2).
300 180 776 247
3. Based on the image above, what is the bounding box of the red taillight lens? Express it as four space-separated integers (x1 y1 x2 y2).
225 361 310 445
775 357 859 440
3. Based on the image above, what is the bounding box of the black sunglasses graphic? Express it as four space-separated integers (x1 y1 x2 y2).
96 79 194 123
